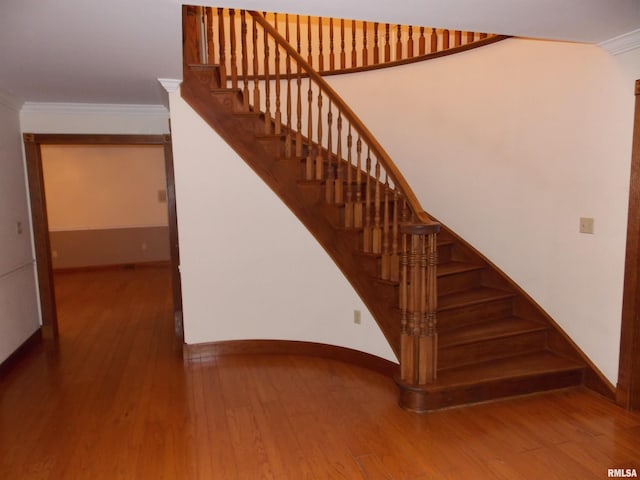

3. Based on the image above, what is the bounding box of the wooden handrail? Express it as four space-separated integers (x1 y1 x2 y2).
249 11 437 230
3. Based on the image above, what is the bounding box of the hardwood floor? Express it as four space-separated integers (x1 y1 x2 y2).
1 266 639 479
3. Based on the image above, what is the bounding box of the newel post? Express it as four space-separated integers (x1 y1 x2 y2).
396 222 440 412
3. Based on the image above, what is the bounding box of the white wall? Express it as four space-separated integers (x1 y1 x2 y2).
41 145 167 231
325 38 640 384
168 89 396 361
0 93 40 363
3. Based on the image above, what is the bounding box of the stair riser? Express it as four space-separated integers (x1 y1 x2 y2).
438 298 513 330
438 270 483 296
438 330 548 370
437 243 453 264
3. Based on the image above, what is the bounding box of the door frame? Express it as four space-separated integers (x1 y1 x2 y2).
23 133 183 341
618 79 640 410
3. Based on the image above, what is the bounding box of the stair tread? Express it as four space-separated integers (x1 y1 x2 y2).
439 316 547 347
432 351 583 388
439 287 514 311
437 261 484 277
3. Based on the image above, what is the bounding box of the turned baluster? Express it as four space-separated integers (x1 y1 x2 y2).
296 16 303 157
334 110 343 203
407 26 414 57
363 148 372 252
419 26 425 55
354 137 363 228
315 90 324 180
318 17 324 72
263 22 271 135
284 16 292 156
252 16 260 110
228 9 238 89
329 18 335 71
206 7 215 65
390 189 400 281
217 8 227 86
273 13 282 135
454 30 462 47
372 161 382 254
430 28 437 53
307 16 313 68
340 19 346 69
325 102 334 203
443 29 450 50
396 24 402 61
419 230 438 384
373 23 380 64
351 20 357 67
381 175 391 280
384 24 391 62
240 11 250 109
344 124 353 227
362 22 368 67
466 31 474 44
305 79 314 180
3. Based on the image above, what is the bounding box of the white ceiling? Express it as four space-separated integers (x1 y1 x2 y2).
1 0 638 106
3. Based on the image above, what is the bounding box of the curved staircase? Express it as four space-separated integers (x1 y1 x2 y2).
181 6 613 411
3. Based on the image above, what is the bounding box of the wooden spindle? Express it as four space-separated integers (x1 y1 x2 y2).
315 90 324 180
384 24 391 62
318 17 324 71
354 137 363 228
263 22 271 134
381 175 391 280
419 26 425 55
306 79 314 180
229 9 238 89
390 189 400 281
373 23 380 64
430 28 437 53
407 26 414 57
479 32 488 40
362 22 368 67
340 19 346 69
351 20 357 67
325 102 334 202
307 16 313 68
329 18 335 71
344 124 353 227
252 16 260 110
363 148 372 252
284 15 292 156
396 24 402 61
183 6 201 67
466 31 474 44
217 8 227 86
334 110 343 203
240 11 250 110
443 29 450 50
206 7 215 65
296 16 303 158
399 232 411 381
372 161 382 254
273 13 282 135
454 30 462 47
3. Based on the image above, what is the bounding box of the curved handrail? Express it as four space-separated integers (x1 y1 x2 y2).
250 11 436 229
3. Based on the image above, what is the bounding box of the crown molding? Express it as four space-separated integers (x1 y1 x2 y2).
158 78 182 94
0 89 24 112
599 28 640 55
20 102 169 117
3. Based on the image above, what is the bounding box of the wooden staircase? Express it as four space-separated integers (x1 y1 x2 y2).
181 7 613 411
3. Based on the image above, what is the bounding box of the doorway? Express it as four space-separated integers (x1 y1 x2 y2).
23 134 183 342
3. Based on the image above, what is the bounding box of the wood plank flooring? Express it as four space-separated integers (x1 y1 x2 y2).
1 266 639 479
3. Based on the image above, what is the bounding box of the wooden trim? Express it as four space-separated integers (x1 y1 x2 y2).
617 79 640 410
183 339 399 378
0 328 42 378
53 261 171 274
22 133 183 341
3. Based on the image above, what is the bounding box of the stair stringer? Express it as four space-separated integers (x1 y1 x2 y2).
181 72 403 358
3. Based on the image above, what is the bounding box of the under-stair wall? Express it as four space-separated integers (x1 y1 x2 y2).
325 37 636 385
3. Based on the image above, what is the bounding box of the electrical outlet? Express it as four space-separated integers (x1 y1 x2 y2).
353 310 362 325
579 217 594 234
